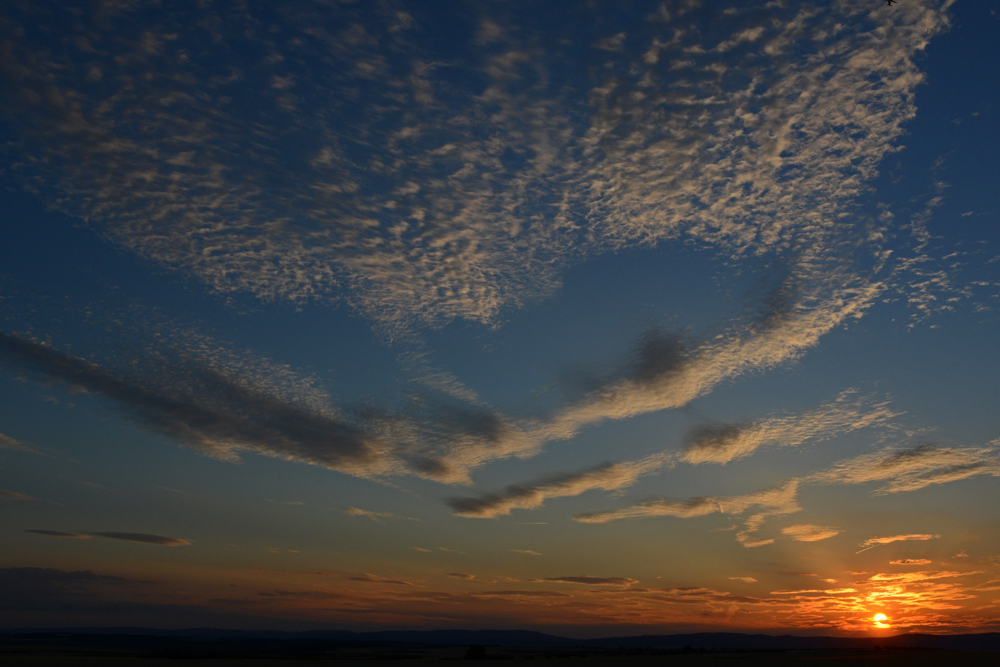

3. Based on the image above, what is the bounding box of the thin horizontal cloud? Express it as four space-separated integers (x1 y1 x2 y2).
446 573 475 580
729 577 758 583
542 576 639 587
510 549 543 556
2 488 31 501
571 435 997 548
682 391 900 465
470 590 568 598
781 525 841 542
860 534 941 549
93 532 191 547
809 442 1000 494
868 571 981 583
345 508 419 522
0 432 39 454
0 330 393 478
574 479 800 525
349 574 415 586
446 454 671 518
891 559 932 565
26 530 91 540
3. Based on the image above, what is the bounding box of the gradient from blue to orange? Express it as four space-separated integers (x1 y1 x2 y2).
1 0 999 637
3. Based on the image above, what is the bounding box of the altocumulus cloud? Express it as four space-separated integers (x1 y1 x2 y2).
0 0 971 494
0 0 957 333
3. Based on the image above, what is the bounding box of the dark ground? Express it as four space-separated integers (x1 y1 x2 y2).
2 645 1000 666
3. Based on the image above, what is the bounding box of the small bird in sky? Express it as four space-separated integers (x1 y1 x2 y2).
886 0 896 6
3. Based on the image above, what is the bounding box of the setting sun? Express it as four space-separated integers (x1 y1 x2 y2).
874 614 890 628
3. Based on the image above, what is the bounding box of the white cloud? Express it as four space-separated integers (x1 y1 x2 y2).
782 524 841 542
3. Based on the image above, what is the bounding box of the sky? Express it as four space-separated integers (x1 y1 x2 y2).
1 0 999 638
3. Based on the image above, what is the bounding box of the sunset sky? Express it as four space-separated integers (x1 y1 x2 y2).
2 0 999 637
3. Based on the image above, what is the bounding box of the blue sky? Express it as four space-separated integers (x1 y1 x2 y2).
2 0 1000 636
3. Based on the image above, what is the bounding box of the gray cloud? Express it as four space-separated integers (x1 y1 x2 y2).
344 507 419 522
1 488 35 501
93 532 191 547
542 576 638 587
0 432 39 454
469 590 568 598
350 573 415 586
26 530 91 539
0 330 392 477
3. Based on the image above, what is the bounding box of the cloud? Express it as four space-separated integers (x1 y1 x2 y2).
574 478 800 525
349 574 416 586
860 534 941 549
892 559 932 565
682 391 900 465
93 532 191 547
810 443 1000 494
345 508 419 522
0 0 954 333
594 33 626 52
470 590 568 598
26 530 91 539
510 549 543 556
729 577 758 583
0 432 39 454
542 576 638 587
0 330 393 477
0 488 35 501
868 571 980 584
446 454 671 518
446 573 475 580
527 279 885 456
781 525 841 542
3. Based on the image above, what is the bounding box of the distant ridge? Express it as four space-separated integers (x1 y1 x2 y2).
6 627 1000 652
